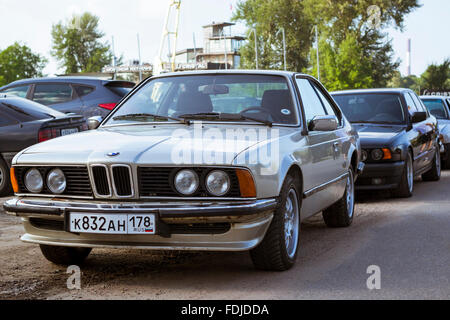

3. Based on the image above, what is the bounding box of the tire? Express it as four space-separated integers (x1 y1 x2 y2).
40 245 92 265
392 151 414 198
0 158 12 197
250 173 301 271
322 166 355 228
422 147 441 181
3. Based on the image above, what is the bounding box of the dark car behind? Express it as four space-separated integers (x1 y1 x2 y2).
0 96 87 195
331 88 441 198
0 77 135 119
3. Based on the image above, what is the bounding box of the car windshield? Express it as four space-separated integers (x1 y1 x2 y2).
421 99 448 119
332 93 405 124
104 74 297 126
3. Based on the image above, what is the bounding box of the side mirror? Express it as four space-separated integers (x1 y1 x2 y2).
87 116 103 130
308 115 338 131
411 111 427 123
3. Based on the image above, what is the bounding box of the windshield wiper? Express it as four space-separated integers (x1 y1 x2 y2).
178 112 273 127
113 113 190 125
351 120 401 125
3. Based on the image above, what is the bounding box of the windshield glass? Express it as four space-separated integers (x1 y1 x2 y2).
104 74 297 126
421 99 448 119
332 93 405 124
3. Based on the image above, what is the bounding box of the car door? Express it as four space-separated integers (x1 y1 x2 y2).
404 92 432 171
31 83 82 115
295 76 344 216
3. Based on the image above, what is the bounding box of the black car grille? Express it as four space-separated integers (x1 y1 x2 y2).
92 166 110 196
168 223 231 234
112 166 133 196
29 218 64 231
15 166 92 197
138 167 241 197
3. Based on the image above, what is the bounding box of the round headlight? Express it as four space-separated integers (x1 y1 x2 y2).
174 169 199 195
371 149 384 161
206 170 231 196
361 150 368 162
47 169 66 194
24 168 43 193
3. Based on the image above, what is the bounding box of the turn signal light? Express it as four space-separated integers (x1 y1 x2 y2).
235 169 256 198
10 167 19 193
382 148 392 160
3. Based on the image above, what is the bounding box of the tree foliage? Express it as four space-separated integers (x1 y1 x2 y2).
51 12 112 74
0 42 47 86
233 0 420 90
420 58 450 89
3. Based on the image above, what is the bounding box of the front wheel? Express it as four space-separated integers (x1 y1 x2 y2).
392 151 414 198
250 174 301 271
322 166 355 228
422 147 441 181
0 158 12 197
40 245 92 265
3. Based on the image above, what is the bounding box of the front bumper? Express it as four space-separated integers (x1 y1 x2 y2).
355 161 405 190
3 197 278 251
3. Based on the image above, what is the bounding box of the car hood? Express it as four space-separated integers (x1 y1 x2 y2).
352 124 405 146
15 123 288 166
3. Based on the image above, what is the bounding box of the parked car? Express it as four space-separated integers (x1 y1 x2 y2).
0 77 135 119
0 96 87 196
4 71 363 271
420 95 450 168
331 88 441 197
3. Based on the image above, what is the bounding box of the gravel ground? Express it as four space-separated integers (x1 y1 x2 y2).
1 172 449 300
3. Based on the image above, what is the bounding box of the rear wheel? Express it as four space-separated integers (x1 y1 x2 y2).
422 147 441 181
40 245 92 265
250 174 301 271
0 158 12 197
322 166 355 228
393 151 414 198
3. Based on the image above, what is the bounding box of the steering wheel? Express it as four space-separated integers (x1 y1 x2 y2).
240 106 275 121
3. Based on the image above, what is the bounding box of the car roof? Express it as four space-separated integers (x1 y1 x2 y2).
0 76 126 89
152 69 301 78
420 95 449 100
330 88 411 95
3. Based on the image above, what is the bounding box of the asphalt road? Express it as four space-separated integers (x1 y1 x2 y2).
1 172 449 300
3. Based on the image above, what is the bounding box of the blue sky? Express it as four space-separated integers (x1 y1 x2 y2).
0 0 448 77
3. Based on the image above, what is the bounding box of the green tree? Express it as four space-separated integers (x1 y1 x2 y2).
232 0 313 71
387 71 422 93
420 58 450 90
0 42 47 86
51 12 112 74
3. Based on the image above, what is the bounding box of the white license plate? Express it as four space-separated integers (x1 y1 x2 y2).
69 213 156 234
61 128 79 136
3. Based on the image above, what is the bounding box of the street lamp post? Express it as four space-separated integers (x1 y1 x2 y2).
315 25 320 82
276 27 287 71
248 28 259 69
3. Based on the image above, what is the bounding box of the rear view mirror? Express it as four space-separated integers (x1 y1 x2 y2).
411 111 427 123
87 116 103 130
308 115 338 131
201 84 229 95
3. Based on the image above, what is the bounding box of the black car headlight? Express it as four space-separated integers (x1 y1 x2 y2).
174 169 199 195
371 149 384 161
205 170 231 196
24 168 43 193
46 169 67 194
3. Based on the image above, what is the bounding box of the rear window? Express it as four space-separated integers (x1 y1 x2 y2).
74 85 95 97
0 98 64 121
104 81 135 97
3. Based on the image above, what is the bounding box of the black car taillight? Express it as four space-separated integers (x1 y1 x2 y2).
98 103 117 111
38 128 58 142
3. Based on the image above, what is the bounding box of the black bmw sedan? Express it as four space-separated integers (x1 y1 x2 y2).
0 96 86 195
331 89 441 197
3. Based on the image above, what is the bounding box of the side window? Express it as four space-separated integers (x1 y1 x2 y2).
74 85 95 97
409 92 427 113
311 82 338 118
296 78 326 123
33 84 73 105
404 93 417 116
1 85 30 98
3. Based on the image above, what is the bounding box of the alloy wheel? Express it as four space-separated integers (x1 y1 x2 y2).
284 188 300 259
346 169 355 218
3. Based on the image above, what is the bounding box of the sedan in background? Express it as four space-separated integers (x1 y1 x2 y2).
332 89 440 197
0 96 87 195
420 95 450 168
0 77 135 119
